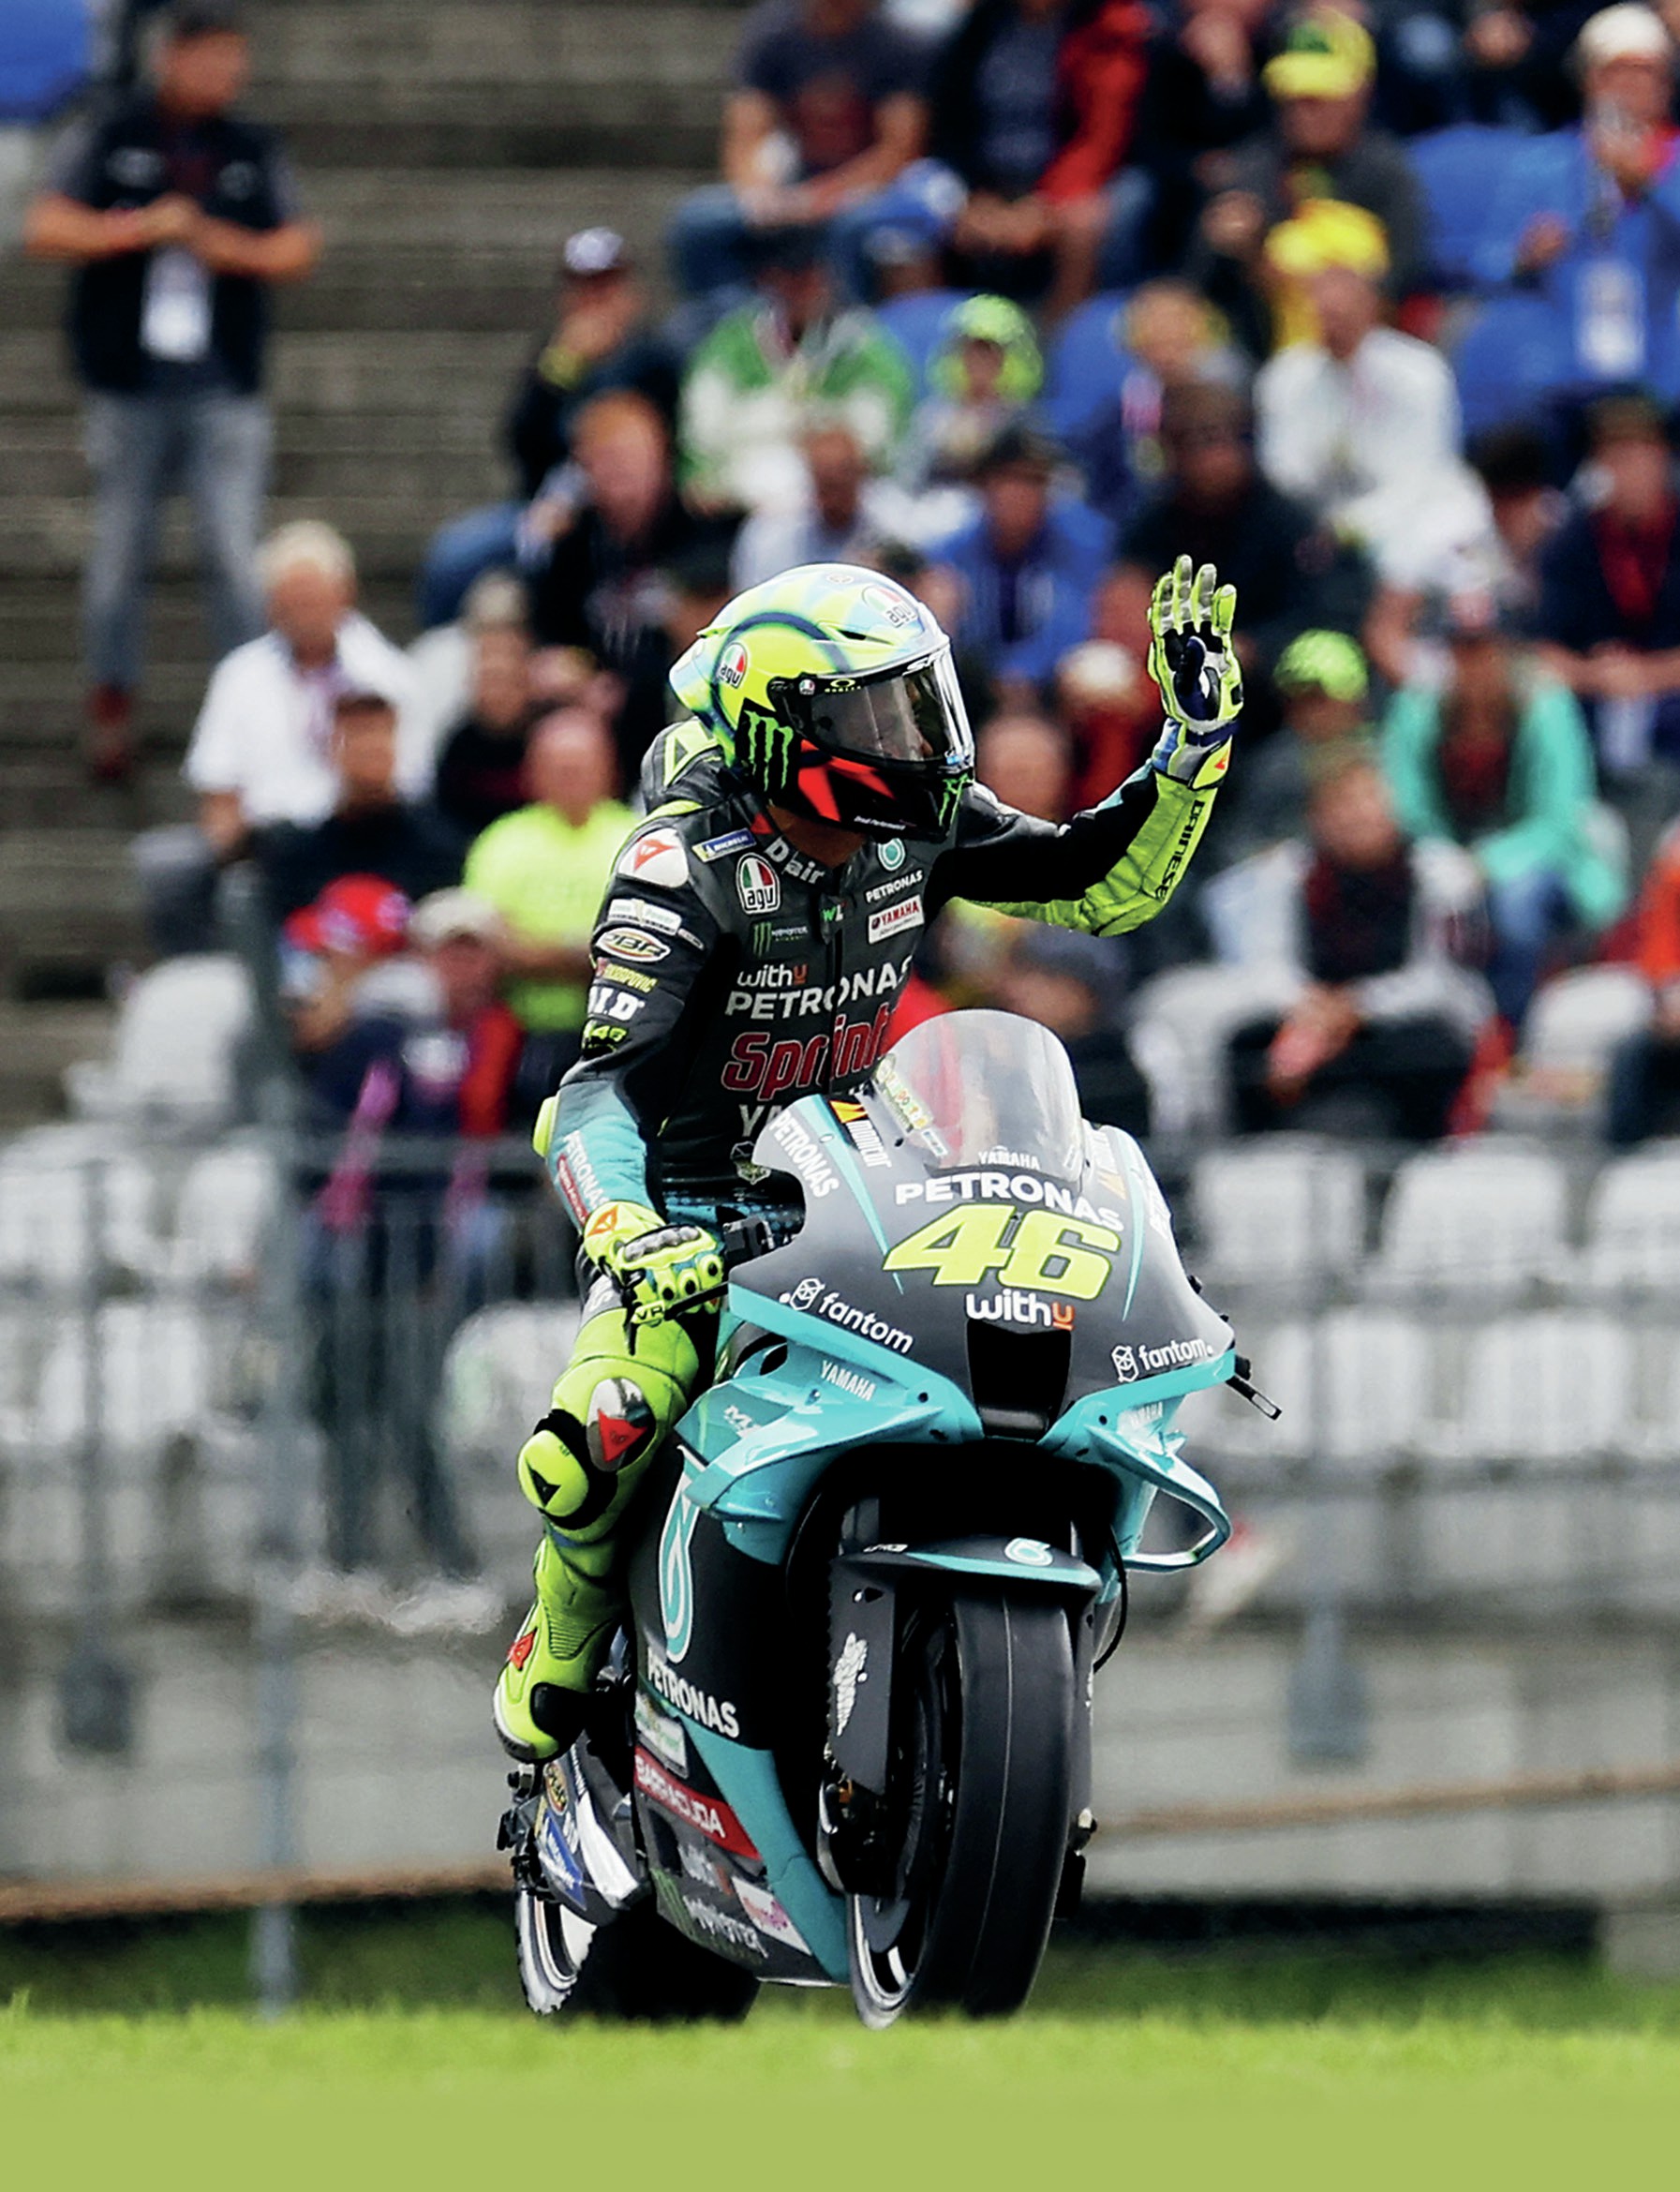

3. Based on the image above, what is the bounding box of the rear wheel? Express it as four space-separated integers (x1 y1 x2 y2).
516 1890 759 2022
847 1592 1075 2026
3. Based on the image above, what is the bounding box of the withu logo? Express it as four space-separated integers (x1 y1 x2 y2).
965 1290 1074 1331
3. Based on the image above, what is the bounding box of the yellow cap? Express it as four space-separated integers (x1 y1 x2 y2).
1264 9 1376 99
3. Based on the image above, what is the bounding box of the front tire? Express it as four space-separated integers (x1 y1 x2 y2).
847 1592 1075 2026
516 1890 759 2021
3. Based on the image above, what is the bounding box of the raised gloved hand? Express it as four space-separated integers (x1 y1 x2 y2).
1147 555 1241 788
582 1200 725 1325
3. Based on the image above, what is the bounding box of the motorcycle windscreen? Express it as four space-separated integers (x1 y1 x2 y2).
870 1010 1085 1181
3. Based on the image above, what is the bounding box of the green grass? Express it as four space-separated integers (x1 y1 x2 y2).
5 1911 1680 2185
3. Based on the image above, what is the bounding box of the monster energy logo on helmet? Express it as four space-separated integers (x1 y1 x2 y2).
737 702 797 800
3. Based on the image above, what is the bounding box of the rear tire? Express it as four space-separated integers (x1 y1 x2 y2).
516 1890 759 2022
847 1592 1075 2026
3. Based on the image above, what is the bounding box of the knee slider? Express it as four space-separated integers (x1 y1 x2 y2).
518 1373 673 1529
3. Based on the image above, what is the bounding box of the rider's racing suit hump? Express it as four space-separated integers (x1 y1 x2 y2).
546 721 1223 1220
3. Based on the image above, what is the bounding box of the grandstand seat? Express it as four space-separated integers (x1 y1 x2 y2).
1436 1311 1632 1469
0 0 93 122
873 289 974 399
1042 290 1131 443
1314 1309 1433 1471
1524 965 1649 1078
1405 125 1527 291
1367 1141 1569 1300
1190 1138 1367 1291
171 1140 280 1286
64 954 252 1126
443 1303 583 1461
0 1126 162 1290
1450 292 1569 437
30 1302 216 1467
1129 964 1295 1136
1580 1144 1680 1296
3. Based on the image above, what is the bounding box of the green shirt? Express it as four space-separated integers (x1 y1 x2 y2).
464 798 634 1031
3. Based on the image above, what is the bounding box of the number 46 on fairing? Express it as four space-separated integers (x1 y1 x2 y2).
883 1206 1119 1300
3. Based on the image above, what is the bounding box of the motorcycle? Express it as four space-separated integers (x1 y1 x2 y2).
501 1009 1264 2026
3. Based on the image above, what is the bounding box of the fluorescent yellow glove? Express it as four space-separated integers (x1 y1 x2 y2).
1147 555 1241 788
581 1200 725 1325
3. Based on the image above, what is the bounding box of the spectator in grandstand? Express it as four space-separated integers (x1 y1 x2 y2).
1255 249 1491 589
1475 5 1680 409
415 227 680 632
1189 9 1425 359
1065 277 1250 535
993 923 1152 1132
730 416 912 588
462 707 635 1110
677 224 914 514
669 0 952 300
432 620 536 843
1215 752 1492 1139
258 688 463 926
277 872 415 1059
527 391 736 780
1535 392 1680 866
296 885 522 1633
928 0 1153 313
1105 380 1374 722
902 293 1043 496
1365 422 1568 684
976 705 1075 821
1054 638 1153 807
22 1 320 781
1221 627 1374 861
1385 591 1627 1025
1461 0 1604 132
926 423 1108 701
1607 817 1680 1139
1132 0 1276 270
134 521 422 958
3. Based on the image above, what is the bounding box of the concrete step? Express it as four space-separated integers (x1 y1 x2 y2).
0 575 415 664
296 167 706 257
0 831 146 990
0 331 531 418
247 0 742 77
0 754 197 831
0 1000 116 1129
7 439 506 506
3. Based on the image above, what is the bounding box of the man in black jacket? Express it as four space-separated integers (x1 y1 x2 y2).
24 2 319 779
494 553 1243 1761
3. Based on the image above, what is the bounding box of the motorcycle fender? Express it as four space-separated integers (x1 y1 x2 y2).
847 1535 1102 1597
828 1554 899 1794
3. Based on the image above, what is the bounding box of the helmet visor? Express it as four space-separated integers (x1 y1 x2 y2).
780 651 974 771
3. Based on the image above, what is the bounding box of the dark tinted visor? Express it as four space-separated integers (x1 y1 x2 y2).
780 652 974 770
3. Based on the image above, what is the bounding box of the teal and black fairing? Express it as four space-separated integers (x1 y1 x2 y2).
622 1019 1234 1981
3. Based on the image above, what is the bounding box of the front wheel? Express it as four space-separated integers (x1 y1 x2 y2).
847 1592 1075 2026
516 1890 759 2022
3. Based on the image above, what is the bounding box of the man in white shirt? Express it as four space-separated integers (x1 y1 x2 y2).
137 519 424 955
1256 261 1492 589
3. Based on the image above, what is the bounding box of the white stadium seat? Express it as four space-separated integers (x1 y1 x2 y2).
1191 1138 1366 1291
1522 965 1649 1076
1580 1145 1680 1297
1367 1141 1568 1300
1437 1312 1632 1470
65 954 252 1126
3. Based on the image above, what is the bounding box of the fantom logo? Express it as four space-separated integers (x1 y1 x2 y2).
659 1485 702 1663
737 702 795 797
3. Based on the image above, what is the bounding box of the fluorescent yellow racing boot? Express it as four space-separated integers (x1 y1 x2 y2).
493 1304 706 1762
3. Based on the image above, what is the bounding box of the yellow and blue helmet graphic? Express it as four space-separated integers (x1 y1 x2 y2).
669 562 974 840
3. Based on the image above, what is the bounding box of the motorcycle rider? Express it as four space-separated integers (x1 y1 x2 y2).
495 554 1241 1761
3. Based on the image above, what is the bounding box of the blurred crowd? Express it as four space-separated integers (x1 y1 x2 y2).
31 0 1680 1167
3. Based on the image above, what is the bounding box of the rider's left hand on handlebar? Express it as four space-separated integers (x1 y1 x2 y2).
1148 556 1241 788
584 1202 726 1325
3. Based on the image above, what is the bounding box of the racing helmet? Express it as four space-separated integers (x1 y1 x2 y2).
668 563 974 841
